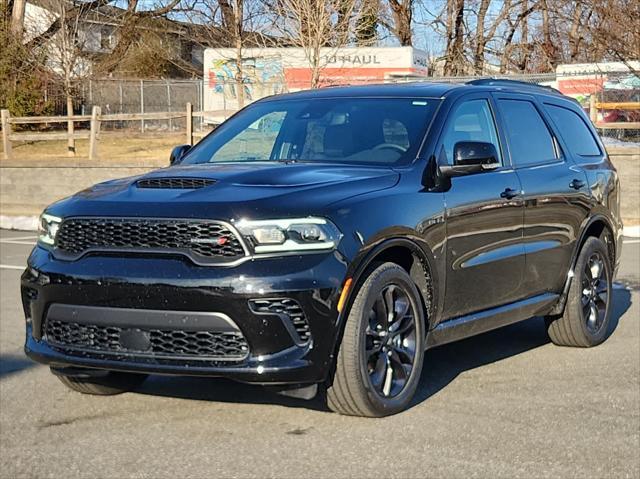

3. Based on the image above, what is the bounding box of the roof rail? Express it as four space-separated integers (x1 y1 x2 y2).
466 78 563 96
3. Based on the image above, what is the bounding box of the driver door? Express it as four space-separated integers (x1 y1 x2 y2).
440 94 526 320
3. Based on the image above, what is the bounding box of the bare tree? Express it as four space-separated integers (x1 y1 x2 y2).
10 0 26 37
538 0 560 70
205 0 271 106
588 0 640 73
516 0 638 73
499 0 538 72
380 0 413 45
567 1 591 61
29 0 93 154
471 0 515 74
355 0 380 46
24 0 114 51
218 0 247 106
270 0 357 88
187 0 272 107
443 0 465 75
92 0 185 74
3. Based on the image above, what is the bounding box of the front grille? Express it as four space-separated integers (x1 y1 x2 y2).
44 319 249 360
250 298 311 344
55 218 246 264
136 178 216 189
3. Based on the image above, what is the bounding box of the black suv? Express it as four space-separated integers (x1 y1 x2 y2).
22 80 622 416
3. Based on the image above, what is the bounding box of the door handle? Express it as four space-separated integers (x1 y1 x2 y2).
500 188 520 200
570 179 586 190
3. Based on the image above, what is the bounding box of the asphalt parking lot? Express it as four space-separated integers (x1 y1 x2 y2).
0 229 638 478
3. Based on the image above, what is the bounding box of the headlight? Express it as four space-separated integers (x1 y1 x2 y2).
235 217 342 254
38 213 62 246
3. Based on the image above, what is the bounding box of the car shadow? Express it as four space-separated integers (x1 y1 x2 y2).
410 283 632 409
136 285 633 413
138 375 330 412
0 353 38 379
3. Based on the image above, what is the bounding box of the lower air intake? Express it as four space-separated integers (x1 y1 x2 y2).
44 319 249 361
249 298 311 344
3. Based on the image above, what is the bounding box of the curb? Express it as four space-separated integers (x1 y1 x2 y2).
0 215 39 231
624 225 640 238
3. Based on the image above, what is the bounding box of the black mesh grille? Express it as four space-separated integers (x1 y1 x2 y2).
44 319 249 360
136 178 216 189
55 218 246 263
250 298 311 344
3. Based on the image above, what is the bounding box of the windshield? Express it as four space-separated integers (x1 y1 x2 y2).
181 97 439 167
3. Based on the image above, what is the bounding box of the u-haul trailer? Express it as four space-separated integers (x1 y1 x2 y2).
203 46 429 123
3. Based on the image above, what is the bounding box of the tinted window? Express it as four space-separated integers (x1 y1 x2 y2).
498 99 557 167
212 111 286 162
441 99 501 165
182 98 438 166
382 118 410 149
546 104 601 157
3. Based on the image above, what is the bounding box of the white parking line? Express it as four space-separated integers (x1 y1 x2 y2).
0 236 37 241
0 264 24 270
0 240 36 245
624 239 640 244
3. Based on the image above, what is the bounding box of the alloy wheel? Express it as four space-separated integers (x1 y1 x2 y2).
364 284 417 398
581 252 609 334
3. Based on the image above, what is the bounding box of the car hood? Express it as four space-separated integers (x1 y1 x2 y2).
46 162 400 220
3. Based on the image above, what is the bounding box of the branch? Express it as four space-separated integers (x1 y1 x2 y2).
25 0 114 50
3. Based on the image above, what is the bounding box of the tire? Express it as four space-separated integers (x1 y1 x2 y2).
546 237 613 347
53 369 148 395
327 262 426 417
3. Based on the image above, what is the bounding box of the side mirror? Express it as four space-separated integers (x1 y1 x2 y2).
169 144 191 165
440 141 500 178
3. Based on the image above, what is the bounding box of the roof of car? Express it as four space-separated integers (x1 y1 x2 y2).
258 79 565 102
259 82 462 101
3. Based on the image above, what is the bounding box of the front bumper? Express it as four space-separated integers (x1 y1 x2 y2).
22 246 348 385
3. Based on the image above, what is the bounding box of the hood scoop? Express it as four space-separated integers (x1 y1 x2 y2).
136 177 216 190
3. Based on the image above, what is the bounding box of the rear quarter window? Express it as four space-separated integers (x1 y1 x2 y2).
497 99 558 167
545 104 602 157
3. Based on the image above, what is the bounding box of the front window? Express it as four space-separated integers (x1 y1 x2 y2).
440 99 502 165
182 97 439 166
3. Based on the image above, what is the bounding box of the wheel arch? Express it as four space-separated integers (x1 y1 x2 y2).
347 238 438 317
330 237 439 357
549 214 616 316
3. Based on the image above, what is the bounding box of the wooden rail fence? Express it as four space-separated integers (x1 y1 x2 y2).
0 104 237 161
589 97 640 131
2 99 638 161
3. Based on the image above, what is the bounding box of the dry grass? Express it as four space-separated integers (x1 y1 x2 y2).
2 132 190 167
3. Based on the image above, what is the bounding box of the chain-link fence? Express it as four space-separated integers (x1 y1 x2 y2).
79 79 204 132
39 70 639 141
42 79 204 132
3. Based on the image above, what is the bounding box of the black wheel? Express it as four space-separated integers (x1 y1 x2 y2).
53 369 148 395
327 262 425 417
546 237 612 347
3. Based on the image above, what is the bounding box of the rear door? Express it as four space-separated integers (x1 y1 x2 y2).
493 93 591 296
440 94 525 320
